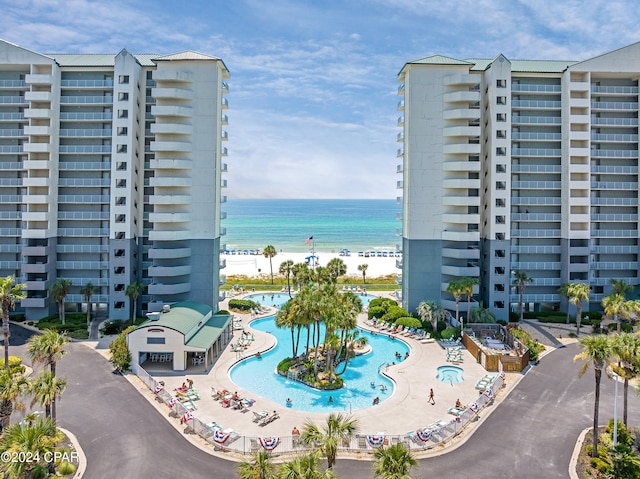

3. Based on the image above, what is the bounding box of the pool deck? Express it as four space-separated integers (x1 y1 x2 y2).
141 294 522 449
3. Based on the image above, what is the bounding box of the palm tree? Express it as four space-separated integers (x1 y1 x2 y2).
358 264 368 285
609 333 640 427
263 245 277 284
80 281 97 328
512 271 533 323
29 371 67 422
567 283 589 334
0 275 26 369
325 258 347 285
49 278 72 326
237 449 276 479
446 280 464 324
574 335 612 458
125 281 144 321
417 300 445 332
602 293 628 334
460 277 479 324
0 416 62 478
0 367 27 431
26 329 68 378
276 452 336 479
557 283 572 325
610 278 633 297
300 413 359 469
372 442 418 479
279 260 295 297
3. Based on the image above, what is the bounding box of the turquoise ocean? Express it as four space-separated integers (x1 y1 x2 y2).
222 199 400 253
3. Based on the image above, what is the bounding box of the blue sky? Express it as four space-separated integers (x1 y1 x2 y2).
1 0 639 198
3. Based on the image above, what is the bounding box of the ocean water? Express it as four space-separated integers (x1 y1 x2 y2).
222 199 400 253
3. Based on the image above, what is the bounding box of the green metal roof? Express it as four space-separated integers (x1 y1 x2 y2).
46 52 214 68
186 314 232 350
138 301 211 336
408 55 473 66
467 58 577 73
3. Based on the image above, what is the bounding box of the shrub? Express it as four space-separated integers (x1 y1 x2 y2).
436 320 447 333
440 327 459 340
368 297 397 311
0 356 24 373
394 317 422 329
101 320 125 336
228 298 260 312
381 306 408 323
68 330 89 340
10 313 25 322
620 323 634 333
422 322 434 333
589 457 612 474
509 312 519 322
368 306 386 320
109 326 135 372
497 319 508 326
509 326 545 361
277 357 295 374
591 320 602 333
606 419 632 447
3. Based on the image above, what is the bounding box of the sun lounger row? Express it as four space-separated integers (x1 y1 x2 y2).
224 249 263 255
474 374 497 391
258 411 280 426
357 251 401 257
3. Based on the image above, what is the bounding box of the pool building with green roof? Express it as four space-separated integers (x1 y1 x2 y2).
127 301 232 371
396 41 640 321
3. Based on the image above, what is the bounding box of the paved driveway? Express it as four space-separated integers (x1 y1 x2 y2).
11 321 638 479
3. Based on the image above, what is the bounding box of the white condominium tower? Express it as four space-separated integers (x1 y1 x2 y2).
0 40 229 320
397 42 640 322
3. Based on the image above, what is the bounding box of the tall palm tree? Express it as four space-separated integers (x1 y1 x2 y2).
609 333 640 427
446 280 464 325
300 413 359 469
567 282 589 334
357 264 368 285
263 245 277 284
372 442 418 479
557 282 572 325
26 329 68 378
0 275 26 369
417 300 445 332
460 277 479 324
0 416 62 478
125 281 144 321
574 335 612 458
275 301 299 359
602 293 628 334
279 260 295 297
0 367 27 431
276 451 336 479
512 271 533 323
49 278 72 326
237 449 276 479
80 281 97 328
325 258 347 285
29 371 67 422
609 278 633 297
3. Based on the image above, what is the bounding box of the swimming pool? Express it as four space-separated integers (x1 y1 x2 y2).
229 315 410 412
244 292 377 310
436 365 464 385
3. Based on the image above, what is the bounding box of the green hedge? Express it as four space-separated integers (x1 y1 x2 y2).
440 327 459 340
36 314 87 334
228 298 260 311
368 306 386 320
394 317 422 329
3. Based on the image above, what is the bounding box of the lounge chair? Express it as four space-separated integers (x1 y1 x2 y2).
259 411 280 426
252 410 269 422
447 406 465 416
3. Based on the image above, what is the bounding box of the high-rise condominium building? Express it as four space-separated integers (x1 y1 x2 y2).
0 40 229 320
397 42 640 322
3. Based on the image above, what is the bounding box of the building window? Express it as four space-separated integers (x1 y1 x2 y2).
496 164 506 173
117 127 128 136
495 198 505 207
119 75 129 84
118 92 129 101
496 113 507 122
118 109 128 119
495 233 505 240
495 249 505 258
114 301 125 309
496 130 506 139
115 214 126 223
116 162 127 171
495 215 505 224
496 181 506 190
114 284 125 291
117 144 127 153
497 96 507 105
116 179 126 188
114 266 125 274
496 147 506 156
497 79 507 88
115 232 125 240
494 284 505 292
147 337 166 344
493 301 505 309
115 197 126 205
495 267 505 275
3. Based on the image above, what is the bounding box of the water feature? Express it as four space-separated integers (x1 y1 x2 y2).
436 365 464 385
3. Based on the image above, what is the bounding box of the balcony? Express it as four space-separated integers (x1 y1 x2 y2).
24 109 50 119
22 143 51 153
23 125 50 136
148 212 191 223
60 95 114 104
590 149 638 158
511 148 561 157
148 177 192 188
150 123 193 135
591 101 638 110
443 109 480 120
148 230 191 241
443 143 481 154
151 87 194 100
150 141 191 152
148 265 192 277
148 247 191 259
25 74 52 85
511 116 561 125
443 74 479 86
511 83 560 93
151 105 192 117
60 79 114 88
511 100 561 109
150 159 192 170
24 91 52 102
147 282 191 295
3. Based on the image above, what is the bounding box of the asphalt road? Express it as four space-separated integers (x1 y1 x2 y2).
10 323 640 478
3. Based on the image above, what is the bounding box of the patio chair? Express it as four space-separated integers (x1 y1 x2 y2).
252 410 269 422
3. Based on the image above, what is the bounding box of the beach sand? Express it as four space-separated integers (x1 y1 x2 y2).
222 251 400 278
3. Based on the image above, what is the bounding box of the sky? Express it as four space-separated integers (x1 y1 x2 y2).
1 0 640 199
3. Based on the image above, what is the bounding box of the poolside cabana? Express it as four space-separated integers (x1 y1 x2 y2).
128 301 233 372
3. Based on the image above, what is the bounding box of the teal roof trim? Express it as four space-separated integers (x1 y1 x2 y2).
186 314 232 349
138 301 212 336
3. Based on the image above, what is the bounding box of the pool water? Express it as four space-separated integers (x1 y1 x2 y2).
244 292 377 310
229 315 410 412
436 365 464 384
